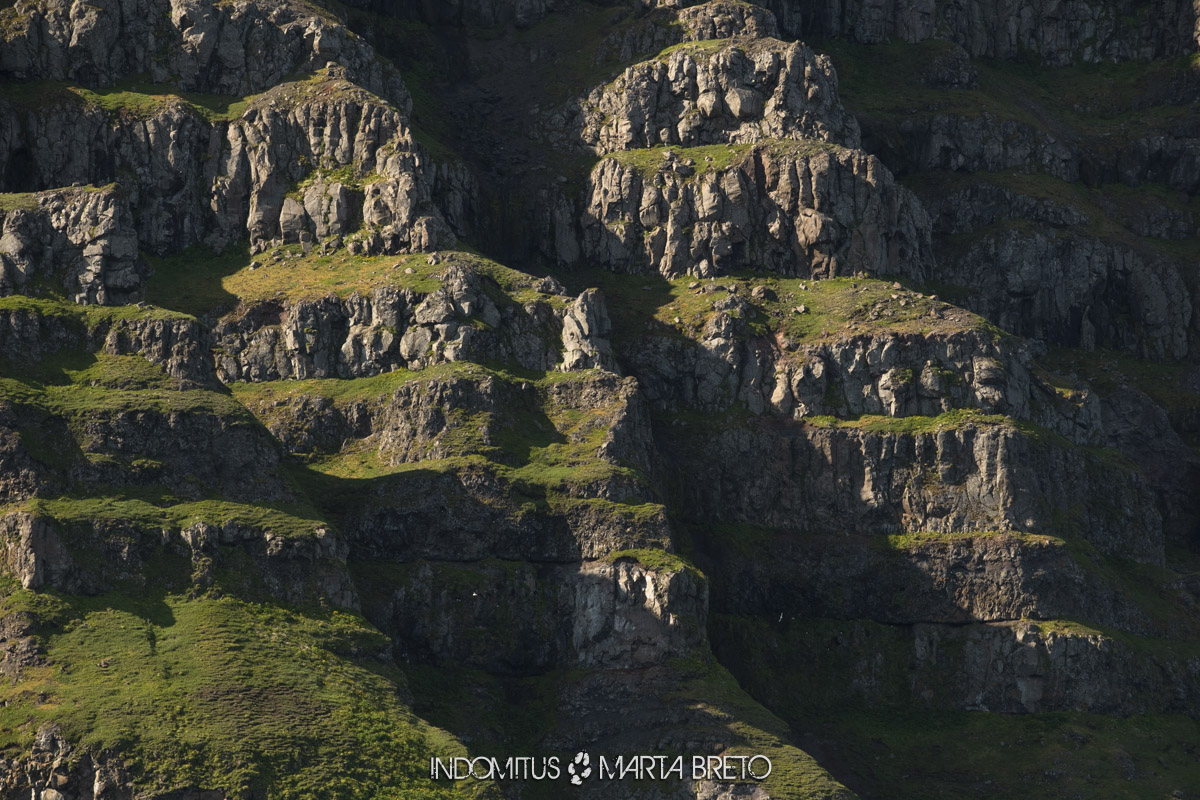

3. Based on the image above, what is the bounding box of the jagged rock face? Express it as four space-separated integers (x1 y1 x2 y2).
942 227 1192 359
581 145 933 279
675 419 1164 564
212 264 611 381
706 533 1159 634
0 187 145 305
923 182 1197 353
868 111 1200 195
363 558 705 672
561 37 861 155
0 724 132 800
0 304 213 385
0 78 459 256
248 370 653 474
346 469 673 562
757 0 1200 65
0 0 408 101
721 614 1200 718
0 510 356 607
629 324 1036 420
592 0 780 67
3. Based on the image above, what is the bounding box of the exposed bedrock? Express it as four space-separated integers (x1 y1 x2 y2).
939 228 1193 359
703 532 1162 635
212 264 615 381
245 369 655 476
914 179 1197 360
0 0 408 101
0 303 214 385
715 613 1200 717
580 143 934 278
754 0 1200 66
0 79 466 256
0 186 145 305
590 0 782 68
670 418 1164 564
0 510 356 607
550 35 861 155
629 324 1039 421
359 557 706 672
343 468 673 562
865 112 1200 194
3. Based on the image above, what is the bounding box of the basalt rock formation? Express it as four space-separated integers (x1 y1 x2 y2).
0 0 1198 799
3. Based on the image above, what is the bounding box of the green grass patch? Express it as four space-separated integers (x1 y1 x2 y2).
820 37 1199 153
664 648 855 799
148 244 568 318
606 139 844 179
0 587 478 798
1040 347 1200 431
0 76 251 122
568 271 996 352
27 495 329 540
817 708 1200 800
605 547 701 577
803 408 1023 435
881 530 1067 550
0 191 37 211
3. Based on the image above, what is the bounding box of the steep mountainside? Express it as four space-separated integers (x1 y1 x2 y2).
0 0 1198 798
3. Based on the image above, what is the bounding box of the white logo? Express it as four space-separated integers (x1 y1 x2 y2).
568 751 592 785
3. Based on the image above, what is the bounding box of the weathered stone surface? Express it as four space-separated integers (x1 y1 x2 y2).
0 0 408 101
0 186 145 305
674 418 1164 564
560 36 860 155
364 558 705 672
0 76 459 257
213 263 612 381
581 144 933 279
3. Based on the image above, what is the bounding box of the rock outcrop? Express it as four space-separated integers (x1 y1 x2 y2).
0 0 408 101
0 186 145 305
558 36 860 155
212 263 613 381
0 72 458 257
673 417 1164 564
581 143 933 278
363 557 705 672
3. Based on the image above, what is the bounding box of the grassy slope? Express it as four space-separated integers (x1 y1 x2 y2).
146 244 570 318
0 579 486 799
232 363 664 524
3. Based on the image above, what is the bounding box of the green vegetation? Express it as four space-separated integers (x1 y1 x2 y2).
905 169 1200 271
815 707 1200 799
0 584 477 798
0 191 38 211
286 163 383 200
0 76 251 122
25 496 328 540
1040 347 1200 441
146 244 569 318
571 270 999 352
802 407 1023 435
881 530 1066 550
607 139 843 178
232 363 663 532
664 649 855 799
605 547 701 577
653 38 731 62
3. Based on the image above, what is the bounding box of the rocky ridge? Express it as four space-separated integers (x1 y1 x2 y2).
0 0 1197 799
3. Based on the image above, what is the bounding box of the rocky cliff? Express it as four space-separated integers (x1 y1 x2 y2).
0 0 1198 799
